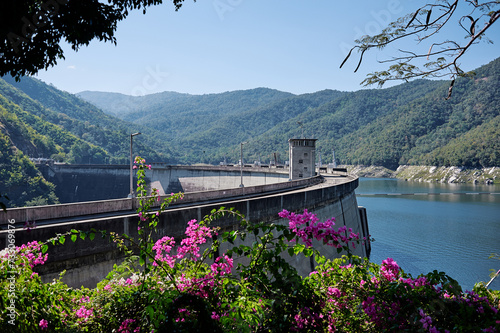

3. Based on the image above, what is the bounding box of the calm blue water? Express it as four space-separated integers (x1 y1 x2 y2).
356 178 500 291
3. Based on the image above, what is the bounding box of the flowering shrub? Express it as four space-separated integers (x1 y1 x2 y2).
1 157 499 332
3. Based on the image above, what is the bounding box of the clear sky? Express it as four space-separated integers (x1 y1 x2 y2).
33 0 500 96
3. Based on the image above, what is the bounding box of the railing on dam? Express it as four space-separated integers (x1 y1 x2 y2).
1 175 325 226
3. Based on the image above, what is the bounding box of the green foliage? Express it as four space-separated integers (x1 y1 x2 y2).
0 58 499 203
340 1 499 99
1 159 499 331
1 76 167 164
78 59 500 168
0 131 58 207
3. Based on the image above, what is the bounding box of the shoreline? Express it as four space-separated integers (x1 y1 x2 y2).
341 165 499 185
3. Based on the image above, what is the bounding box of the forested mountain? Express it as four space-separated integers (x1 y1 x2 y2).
1 58 498 206
331 58 500 169
78 88 294 120
78 88 344 164
0 76 169 207
0 105 59 207
1 76 171 164
78 58 499 168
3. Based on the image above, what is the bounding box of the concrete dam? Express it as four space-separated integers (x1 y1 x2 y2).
36 163 293 203
1 164 369 288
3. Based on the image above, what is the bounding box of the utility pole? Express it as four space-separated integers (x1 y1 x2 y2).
239 142 247 187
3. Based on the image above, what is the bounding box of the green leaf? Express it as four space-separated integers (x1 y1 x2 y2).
58 236 65 245
41 244 48 253
293 243 306 255
89 232 95 241
146 305 154 319
71 234 77 242
315 254 326 265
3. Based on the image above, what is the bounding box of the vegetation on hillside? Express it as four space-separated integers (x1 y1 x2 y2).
0 59 499 206
0 76 167 207
0 131 58 207
77 59 500 169
1 76 169 164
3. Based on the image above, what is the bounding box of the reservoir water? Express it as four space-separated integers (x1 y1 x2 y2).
356 178 500 291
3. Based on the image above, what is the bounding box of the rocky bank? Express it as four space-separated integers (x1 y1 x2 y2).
341 165 499 185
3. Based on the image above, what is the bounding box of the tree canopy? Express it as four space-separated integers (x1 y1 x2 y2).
0 0 192 79
341 0 500 98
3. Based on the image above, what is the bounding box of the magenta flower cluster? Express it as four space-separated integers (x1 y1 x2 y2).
152 219 216 267
133 156 151 170
279 209 361 249
6 241 48 268
118 318 139 332
305 255 500 332
38 319 48 330
151 219 235 299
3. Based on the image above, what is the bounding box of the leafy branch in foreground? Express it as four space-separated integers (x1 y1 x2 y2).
341 0 500 99
1 0 194 79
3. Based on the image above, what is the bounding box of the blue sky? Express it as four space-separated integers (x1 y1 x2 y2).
34 0 500 96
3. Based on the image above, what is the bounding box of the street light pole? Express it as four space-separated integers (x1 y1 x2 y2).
129 132 141 197
239 142 247 188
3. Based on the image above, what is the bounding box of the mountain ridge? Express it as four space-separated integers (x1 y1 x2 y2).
1 58 499 206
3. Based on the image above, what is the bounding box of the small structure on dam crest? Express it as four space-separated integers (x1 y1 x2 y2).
289 138 317 180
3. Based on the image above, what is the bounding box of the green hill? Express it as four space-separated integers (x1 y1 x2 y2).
0 100 60 207
77 58 500 169
1 58 498 206
1 76 169 164
0 76 168 207
79 88 346 164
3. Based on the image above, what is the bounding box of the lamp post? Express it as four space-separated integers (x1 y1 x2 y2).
129 132 141 197
239 142 247 188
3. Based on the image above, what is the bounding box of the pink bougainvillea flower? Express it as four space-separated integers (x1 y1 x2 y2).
39 319 48 330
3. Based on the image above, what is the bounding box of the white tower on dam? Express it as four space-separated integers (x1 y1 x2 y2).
288 138 317 180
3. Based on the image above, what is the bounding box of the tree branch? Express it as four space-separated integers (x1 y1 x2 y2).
340 1 500 98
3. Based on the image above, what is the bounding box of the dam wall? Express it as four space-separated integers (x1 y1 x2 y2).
0 175 366 288
38 164 291 203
